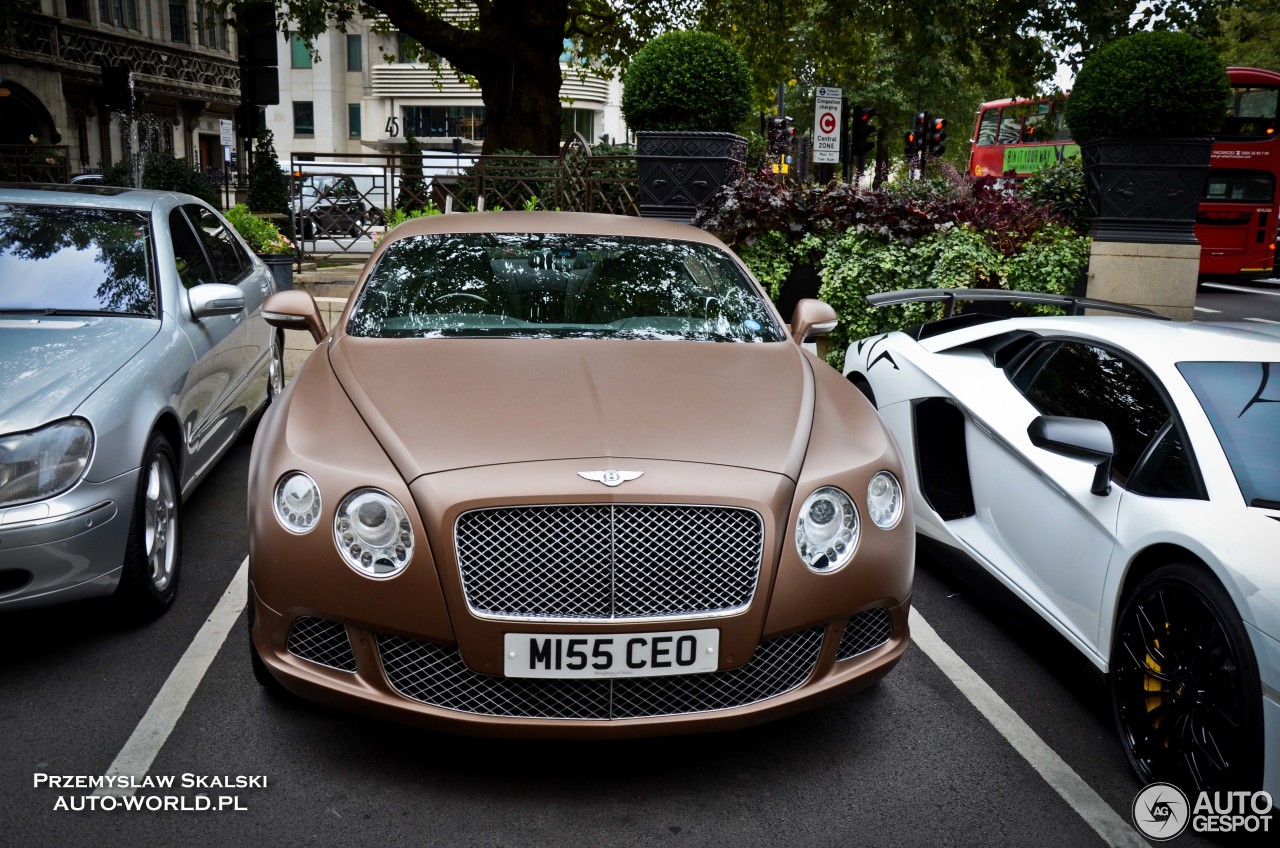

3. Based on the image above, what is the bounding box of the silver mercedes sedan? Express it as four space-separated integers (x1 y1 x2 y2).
0 184 281 617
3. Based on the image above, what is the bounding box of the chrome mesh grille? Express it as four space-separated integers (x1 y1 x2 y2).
455 505 763 621
835 608 892 661
287 617 357 672
377 627 824 720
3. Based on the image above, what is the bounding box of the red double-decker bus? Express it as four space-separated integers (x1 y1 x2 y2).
968 67 1280 281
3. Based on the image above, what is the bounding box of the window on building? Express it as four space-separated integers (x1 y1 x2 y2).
169 1 189 43
66 0 89 20
403 106 485 141
347 34 362 72
99 0 139 29
348 104 361 139
561 108 594 141
291 35 313 69
196 2 228 51
293 101 315 135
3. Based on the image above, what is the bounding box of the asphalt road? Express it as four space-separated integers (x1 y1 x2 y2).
2 280 1275 848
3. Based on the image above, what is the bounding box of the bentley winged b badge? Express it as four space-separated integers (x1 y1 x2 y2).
577 470 643 487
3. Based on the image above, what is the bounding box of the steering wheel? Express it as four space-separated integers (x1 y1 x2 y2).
434 292 490 307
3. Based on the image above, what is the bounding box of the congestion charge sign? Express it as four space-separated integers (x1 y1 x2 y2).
813 87 843 164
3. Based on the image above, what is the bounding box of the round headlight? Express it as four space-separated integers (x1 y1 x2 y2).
795 486 859 572
0 417 94 508
334 489 413 578
274 472 322 533
867 471 904 529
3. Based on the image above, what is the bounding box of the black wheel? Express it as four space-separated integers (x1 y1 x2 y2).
1110 563 1263 793
117 433 181 619
267 329 286 403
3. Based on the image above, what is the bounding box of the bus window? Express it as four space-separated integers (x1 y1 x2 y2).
976 108 999 146
1023 103 1054 142
1220 86 1279 138
997 111 1022 144
1204 171 1275 203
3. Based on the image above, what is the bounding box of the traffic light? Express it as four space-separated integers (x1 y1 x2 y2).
100 65 136 114
237 2 280 106
904 111 927 156
927 116 947 157
768 116 795 158
850 105 876 158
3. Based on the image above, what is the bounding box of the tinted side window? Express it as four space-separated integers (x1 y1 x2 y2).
169 208 217 290
187 205 248 282
1015 342 1173 487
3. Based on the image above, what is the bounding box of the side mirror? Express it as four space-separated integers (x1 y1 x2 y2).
1027 415 1115 496
188 283 245 320
262 289 327 343
791 298 839 345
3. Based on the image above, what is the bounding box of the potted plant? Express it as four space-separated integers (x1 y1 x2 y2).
1065 31 1230 244
623 30 752 222
226 203 295 290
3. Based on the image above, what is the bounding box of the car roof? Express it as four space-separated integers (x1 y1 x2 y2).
923 315 1280 363
0 182 191 211
384 210 731 248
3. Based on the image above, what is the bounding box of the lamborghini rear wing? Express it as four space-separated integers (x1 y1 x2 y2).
866 288 1170 320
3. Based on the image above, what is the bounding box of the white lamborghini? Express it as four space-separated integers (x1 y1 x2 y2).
842 288 1279 798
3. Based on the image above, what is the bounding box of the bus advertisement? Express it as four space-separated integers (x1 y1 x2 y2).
968 67 1280 281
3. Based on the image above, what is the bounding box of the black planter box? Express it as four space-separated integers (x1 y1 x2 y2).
636 131 746 223
1080 138 1212 245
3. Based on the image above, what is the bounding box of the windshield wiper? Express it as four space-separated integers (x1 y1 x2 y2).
1251 498 1280 510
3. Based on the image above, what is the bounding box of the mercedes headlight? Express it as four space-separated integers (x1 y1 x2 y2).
867 471 904 529
334 489 413 578
0 418 94 508
274 472 322 533
795 486 859 572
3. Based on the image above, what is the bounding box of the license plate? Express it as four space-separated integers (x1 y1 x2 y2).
504 629 720 679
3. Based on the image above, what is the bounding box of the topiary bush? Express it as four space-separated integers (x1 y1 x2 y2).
1065 31 1230 144
622 31 752 133
246 128 291 231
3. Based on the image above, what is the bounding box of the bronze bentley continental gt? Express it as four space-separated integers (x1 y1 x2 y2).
248 211 914 737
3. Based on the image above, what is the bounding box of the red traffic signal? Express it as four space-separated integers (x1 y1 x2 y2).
851 105 876 158
927 116 947 157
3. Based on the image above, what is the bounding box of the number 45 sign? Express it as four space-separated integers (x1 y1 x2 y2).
813 86 842 165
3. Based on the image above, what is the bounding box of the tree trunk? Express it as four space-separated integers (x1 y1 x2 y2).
471 1 567 155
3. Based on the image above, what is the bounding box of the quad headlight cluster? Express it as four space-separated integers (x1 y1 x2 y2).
273 475 414 579
795 472 903 572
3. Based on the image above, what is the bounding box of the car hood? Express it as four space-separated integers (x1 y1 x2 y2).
0 316 160 433
327 336 814 481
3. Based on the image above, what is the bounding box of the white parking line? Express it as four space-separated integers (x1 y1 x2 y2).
1244 317 1280 324
909 607 1146 847
1194 306 1221 313
93 557 248 797
1202 282 1280 297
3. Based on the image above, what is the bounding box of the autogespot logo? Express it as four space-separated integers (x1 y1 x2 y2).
1133 782 1190 841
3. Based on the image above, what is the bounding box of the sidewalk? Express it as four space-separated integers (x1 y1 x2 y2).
281 262 362 380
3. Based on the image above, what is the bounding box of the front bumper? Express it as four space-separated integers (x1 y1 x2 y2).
0 469 138 611
251 582 910 738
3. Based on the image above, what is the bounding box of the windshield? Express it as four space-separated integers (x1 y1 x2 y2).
348 233 785 342
0 204 156 317
1178 361 1280 507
